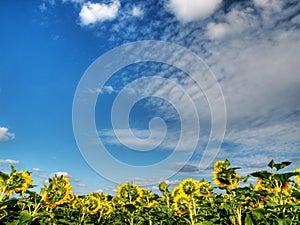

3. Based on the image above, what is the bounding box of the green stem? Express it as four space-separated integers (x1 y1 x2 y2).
97 210 103 224
129 212 134 225
188 203 195 225
80 211 86 224
0 189 6 202
31 192 47 217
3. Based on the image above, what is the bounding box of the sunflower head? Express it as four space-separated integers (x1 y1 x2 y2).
198 180 213 197
116 182 143 205
72 196 83 210
83 195 101 214
159 181 169 193
90 192 108 202
212 160 240 189
100 201 113 215
0 168 33 196
171 186 183 198
13 172 32 193
173 193 190 215
179 178 199 195
214 160 230 172
255 177 291 195
43 175 72 208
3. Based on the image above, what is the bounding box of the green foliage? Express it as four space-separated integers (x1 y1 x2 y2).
0 160 299 224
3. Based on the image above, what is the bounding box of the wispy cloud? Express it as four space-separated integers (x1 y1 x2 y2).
79 0 121 26
0 159 20 165
0 127 15 142
131 6 143 17
101 85 115 94
32 167 42 172
167 0 222 22
65 0 299 182
206 8 257 40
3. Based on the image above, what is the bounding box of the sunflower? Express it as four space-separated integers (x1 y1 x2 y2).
254 177 291 196
139 188 156 206
72 196 83 210
0 170 33 196
171 186 183 198
173 192 190 215
43 176 72 208
214 160 229 172
198 181 212 197
13 172 32 193
212 160 240 189
67 193 78 202
100 201 113 215
90 192 108 202
294 168 300 183
83 195 101 214
116 182 143 205
179 178 199 196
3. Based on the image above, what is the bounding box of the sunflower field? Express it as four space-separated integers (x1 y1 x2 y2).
0 160 300 225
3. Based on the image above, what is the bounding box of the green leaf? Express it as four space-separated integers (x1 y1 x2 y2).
274 173 295 183
245 214 254 225
268 160 292 171
268 160 275 169
251 208 264 221
18 210 32 225
124 204 136 212
292 190 300 199
250 170 272 179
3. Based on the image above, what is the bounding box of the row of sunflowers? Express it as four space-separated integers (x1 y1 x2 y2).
0 160 300 225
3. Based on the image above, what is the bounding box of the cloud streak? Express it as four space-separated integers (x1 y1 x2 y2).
0 127 15 142
0 159 20 165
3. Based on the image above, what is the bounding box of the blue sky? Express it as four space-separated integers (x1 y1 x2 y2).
0 0 300 195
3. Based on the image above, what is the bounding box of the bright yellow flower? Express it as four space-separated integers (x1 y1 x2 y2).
179 178 199 196
214 160 229 172
173 192 190 214
198 181 212 197
294 168 300 183
43 176 72 208
254 177 291 196
83 195 101 214
0 171 33 196
116 182 143 205
100 201 113 215
14 172 32 193
171 186 183 197
212 160 240 189
72 197 83 210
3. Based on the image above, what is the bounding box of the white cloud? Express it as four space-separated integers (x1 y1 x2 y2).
167 0 222 22
32 167 42 172
0 127 15 142
101 85 115 94
79 0 121 26
50 171 70 177
0 159 20 165
206 8 257 40
131 6 143 17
